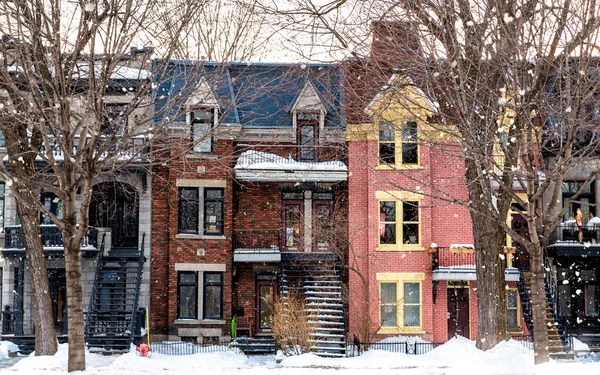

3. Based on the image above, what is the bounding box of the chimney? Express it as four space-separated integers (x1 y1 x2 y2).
370 21 423 69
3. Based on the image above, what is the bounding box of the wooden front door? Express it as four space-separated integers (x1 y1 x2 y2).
90 182 139 248
256 280 276 334
448 284 470 339
48 269 66 333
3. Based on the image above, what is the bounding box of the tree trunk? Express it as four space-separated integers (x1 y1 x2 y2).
64 234 86 372
15 188 58 356
530 242 549 364
467 164 509 350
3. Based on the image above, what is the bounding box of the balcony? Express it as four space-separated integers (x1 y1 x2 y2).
233 229 281 262
3 225 99 254
431 246 520 281
548 223 600 256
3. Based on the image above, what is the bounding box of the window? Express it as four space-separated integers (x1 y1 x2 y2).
0 131 5 147
562 181 595 222
378 121 419 166
102 103 128 135
379 121 395 164
178 272 198 319
282 194 304 250
378 194 421 248
40 192 62 225
204 189 224 235
377 272 424 332
402 121 418 164
203 272 223 319
507 288 520 330
189 110 213 153
178 187 224 235
179 188 199 234
313 199 333 248
297 115 319 161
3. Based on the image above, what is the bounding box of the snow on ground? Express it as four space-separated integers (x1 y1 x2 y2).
2 337 600 375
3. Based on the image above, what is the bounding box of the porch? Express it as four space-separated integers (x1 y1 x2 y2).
430 245 520 281
3 225 99 253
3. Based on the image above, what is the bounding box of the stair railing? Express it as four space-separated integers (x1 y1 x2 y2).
85 233 106 337
128 233 145 337
517 270 534 335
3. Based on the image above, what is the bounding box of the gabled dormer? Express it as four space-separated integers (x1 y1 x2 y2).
291 80 327 161
185 77 219 153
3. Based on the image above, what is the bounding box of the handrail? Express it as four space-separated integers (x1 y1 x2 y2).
85 233 106 337
129 233 145 336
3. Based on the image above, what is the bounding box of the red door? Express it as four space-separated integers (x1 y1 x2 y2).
512 214 530 269
448 286 470 339
256 281 276 334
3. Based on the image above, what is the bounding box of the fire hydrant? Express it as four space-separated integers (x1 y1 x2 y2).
136 343 151 357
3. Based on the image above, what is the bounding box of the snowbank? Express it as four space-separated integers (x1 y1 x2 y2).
0 341 19 359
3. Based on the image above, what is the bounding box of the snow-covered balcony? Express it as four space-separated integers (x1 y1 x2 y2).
2 225 99 254
431 245 520 281
234 150 347 182
547 222 600 256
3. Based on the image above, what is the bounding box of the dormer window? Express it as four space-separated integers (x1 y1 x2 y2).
297 112 318 161
102 103 128 136
189 109 214 153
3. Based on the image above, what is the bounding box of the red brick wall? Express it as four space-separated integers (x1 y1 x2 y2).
150 139 234 337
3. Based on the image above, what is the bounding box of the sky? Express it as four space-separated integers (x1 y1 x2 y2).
2 336 600 375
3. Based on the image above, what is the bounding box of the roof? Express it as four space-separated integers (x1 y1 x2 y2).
152 61 345 128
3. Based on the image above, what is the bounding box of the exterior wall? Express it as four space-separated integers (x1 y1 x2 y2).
150 138 234 342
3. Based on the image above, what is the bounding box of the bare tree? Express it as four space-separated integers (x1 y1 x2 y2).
0 0 268 371
257 0 600 364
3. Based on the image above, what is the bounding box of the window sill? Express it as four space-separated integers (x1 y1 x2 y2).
376 246 424 252
377 327 426 335
186 153 218 160
176 234 227 240
508 328 523 334
174 319 227 325
376 164 423 171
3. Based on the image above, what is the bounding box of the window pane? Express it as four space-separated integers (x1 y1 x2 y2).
381 224 396 244
403 305 420 326
402 143 418 164
381 283 397 304
402 121 418 141
379 122 395 141
204 285 222 319
586 285 598 316
204 201 223 234
380 143 395 164
193 123 212 153
403 224 419 244
507 310 518 328
403 201 418 222
507 290 518 308
205 273 222 284
558 285 571 317
381 305 397 326
205 189 223 199
285 204 302 247
380 201 396 221
179 188 199 233
404 283 420 304
179 284 197 319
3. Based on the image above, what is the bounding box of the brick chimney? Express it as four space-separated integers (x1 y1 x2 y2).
370 21 423 69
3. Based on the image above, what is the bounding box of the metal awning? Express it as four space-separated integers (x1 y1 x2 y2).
233 248 281 262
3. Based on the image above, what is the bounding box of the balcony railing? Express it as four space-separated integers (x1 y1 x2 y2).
4 225 99 249
550 223 600 244
431 246 518 271
233 229 281 250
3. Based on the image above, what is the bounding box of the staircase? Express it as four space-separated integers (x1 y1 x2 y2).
85 234 145 353
280 255 346 357
518 270 568 353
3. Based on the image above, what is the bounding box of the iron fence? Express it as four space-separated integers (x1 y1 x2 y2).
149 340 241 356
346 341 443 357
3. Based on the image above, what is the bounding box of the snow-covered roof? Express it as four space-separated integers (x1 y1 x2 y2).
74 64 151 80
234 150 347 182
450 244 475 249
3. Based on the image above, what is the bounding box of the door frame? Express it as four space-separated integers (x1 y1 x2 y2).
282 200 304 252
447 281 470 340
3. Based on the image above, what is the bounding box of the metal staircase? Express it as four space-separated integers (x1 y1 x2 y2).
280 255 346 357
85 234 145 353
517 267 569 353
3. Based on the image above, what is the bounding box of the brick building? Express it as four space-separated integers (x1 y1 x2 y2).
345 23 525 344
150 61 348 355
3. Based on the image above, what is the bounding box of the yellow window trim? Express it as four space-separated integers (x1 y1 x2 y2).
377 191 422 249
507 287 521 330
377 273 425 332
377 120 421 168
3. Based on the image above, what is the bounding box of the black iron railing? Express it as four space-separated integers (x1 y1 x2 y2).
431 246 518 271
4 225 99 249
550 223 600 244
346 341 443 357
150 340 242 355
233 229 281 250
1 308 23 334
